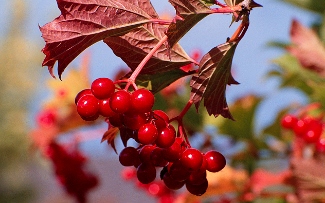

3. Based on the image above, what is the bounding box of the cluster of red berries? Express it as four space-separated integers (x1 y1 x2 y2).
45 141 98 203
281 114 325 152
75 77 226 196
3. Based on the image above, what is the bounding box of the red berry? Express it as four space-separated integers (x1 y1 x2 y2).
98 98 116 117
293 118 310 137
169 161 191 182
204 150 226 172
108 113 123 127
122 113 148 130
75 89 92 105
119 147 140 166
137 163 156 184
76 94 99 120
110 90 131 114
138 123 158 145
150 147 168 167
162 138 183 162
281 114 298 129
130 89 155 113
185 178 208 196
91 78 115 99
180 148 203 171
152 110 169 130
303 120 323 143
155 125 176 148
316 138 325 153
163 172 185 190
139 145 156 164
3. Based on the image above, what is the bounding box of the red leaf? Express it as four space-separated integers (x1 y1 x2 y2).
288 19 325 76
101 126 119 153
40 0 153 78
190 42 239 119
104 22 192 74
166 0 212 47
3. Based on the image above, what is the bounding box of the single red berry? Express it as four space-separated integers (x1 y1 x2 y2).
91 78 115 100
150 147 168 167
155 125 176 148
98 98 116 117
152 110 169 130
316 137 325 153
137 163 156 184
180 148 203 171
108 113 123 127
163 172 185 190
138 123 158 145
130 89 155 113
119 147 140 166
139 145 156 164
162 138 183 162
303 120 323 143
169 161 191 182
293 118 310 137
110 90 131 114
76 94 99 120
75 89 92 105
185 178 208 196
281 114 298 129
204 150 226 172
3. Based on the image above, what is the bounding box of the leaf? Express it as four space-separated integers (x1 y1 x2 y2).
216 95 262 140
101 126 119 153
287 19 325 76
190 42 239 119
166 0 212 47
134 68 193 93
103 22 192 74
40 0 154 78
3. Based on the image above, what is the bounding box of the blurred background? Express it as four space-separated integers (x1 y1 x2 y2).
0 0 321 202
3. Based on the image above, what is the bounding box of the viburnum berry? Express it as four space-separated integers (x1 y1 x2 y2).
137 163 156 184
98 98 116 117
119 146 140 166
130 88 155 113
138 123 158 145
75 89 92 105
185 178 208 196
204 150 226 173
76 94 99 120
162 138 183 162
293 118 311 137
281 114 298 129
91 77 115 100
109 90 131 114
152 110 169 130
303 120 323 143
162 172 185 190
150 147 168 167
155 125 176 148
139 145 156 164
169 161 191 182
180 148 203 171
122 112 148 130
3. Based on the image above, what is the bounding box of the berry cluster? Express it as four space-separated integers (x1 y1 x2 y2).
281 114 325 152
45 141 98 203
75 77 226 196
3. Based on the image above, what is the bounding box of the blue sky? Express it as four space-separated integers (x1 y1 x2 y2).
0 0 319 132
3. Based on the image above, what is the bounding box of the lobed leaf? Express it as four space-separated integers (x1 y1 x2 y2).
104 22 192 74
40 0 154 78
166 0 212 47
190 42 239 119
102 126 119 153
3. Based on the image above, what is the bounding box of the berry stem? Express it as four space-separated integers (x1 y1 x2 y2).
170 100 194 146
228 14 249 43
125 35 168 90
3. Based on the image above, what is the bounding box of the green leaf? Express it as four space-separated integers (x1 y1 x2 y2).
190 42 239 119
216 95 262 140
134 68 193 94
283 0 325 14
